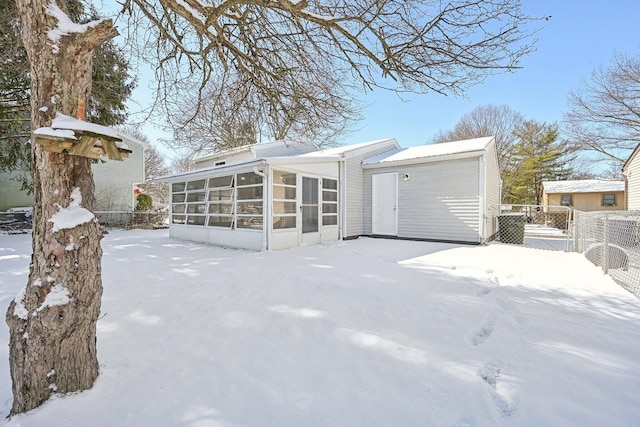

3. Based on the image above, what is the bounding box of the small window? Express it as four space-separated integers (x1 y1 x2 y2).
603 194 616 206
561 195 572 206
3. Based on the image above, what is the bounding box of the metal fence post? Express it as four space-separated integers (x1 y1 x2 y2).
602 213 609 274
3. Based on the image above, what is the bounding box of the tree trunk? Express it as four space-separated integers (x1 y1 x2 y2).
5 0 117 415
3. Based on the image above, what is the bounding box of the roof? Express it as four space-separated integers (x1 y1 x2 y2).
542 180 625 194
194 140 318 163
363 136 494 166
301 138 400 157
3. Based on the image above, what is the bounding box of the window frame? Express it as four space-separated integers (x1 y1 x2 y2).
560 194 573 207
602 193 616 207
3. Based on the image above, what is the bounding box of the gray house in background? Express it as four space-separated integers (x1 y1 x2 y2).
162 136 500 250
0 133 146 212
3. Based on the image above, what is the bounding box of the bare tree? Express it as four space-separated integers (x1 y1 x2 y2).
432 104 525 169
7 0 541 415
169 69 362 156
564 52 640 164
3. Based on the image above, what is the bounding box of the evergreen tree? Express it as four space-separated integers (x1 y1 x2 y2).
502 121 575 204
0 0 135 190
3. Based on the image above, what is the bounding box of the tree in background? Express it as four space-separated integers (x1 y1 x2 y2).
432 104 525 170
7 0 542 415
564 52 640 164
502 121 575 204
169 68 363 157
0 0 135 191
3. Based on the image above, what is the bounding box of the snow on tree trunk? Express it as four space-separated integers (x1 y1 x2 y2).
5 0 118 415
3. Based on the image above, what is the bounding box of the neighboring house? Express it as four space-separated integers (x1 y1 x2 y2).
0 132 146 212
162 136 500 250
623 144 640 210
541 180 626 211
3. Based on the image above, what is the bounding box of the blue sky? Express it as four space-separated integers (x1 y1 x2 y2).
119 0 640 156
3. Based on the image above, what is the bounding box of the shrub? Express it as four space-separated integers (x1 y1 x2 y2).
135 193 153 211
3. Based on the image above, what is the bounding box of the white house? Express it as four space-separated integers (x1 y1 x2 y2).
0 133 146 212
623 143 640 210
162 136 500 250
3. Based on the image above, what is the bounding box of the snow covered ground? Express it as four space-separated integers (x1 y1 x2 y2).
1 230 639 426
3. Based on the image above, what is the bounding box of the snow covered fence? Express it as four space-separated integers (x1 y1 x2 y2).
574 210 640 297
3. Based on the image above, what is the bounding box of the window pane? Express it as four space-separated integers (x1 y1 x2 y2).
186 179 206 191
274 170 296 186
322 203 338 214
237 201 263 214
237 172 263 186
187 204 206 214
208 175 233 188
237 216 263 229
273 201 297 214
237 186 263 200
302 177 318 204
208 216 233 228
187 192 206 202
302 206 318 233
273 186 296 200
323 190 338 202
172 215 186 224
273 216 296 229
603 194 615 206
172 204 186 214
208 188 234 201
561 195 572 206
172 182 186 192
208 203 234 214
172 193 186 203
187 215 205 226
323 179 337 190
322 215 338 226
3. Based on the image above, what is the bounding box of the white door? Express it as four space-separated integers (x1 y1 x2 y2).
301 176 321 245
372 173 398 236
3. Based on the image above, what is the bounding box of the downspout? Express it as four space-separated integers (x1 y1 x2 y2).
253 163 268 250
339 156 346 240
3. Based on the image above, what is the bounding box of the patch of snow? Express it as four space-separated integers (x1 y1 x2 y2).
49 187 95 232
35 284 71 313
12 286 28 320
45 2 106 53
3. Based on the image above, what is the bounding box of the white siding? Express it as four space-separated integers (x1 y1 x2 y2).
364 157 483 243
483 140 501 241
627 155 640 210
92 140 145 210
343 142 399 237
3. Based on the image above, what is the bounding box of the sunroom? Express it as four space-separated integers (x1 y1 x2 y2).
166 157 342 250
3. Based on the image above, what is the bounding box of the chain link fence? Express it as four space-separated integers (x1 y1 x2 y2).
574 210 640 297
491 204 572 251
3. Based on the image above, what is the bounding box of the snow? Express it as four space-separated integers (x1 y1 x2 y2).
542 179 625 194
49 187 95 232
45 2 106 54
363 137 494 165
35 284 71 313
1 231 639 426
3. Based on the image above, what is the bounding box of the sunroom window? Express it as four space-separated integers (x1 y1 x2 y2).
273 170 297 230
322 178 338 226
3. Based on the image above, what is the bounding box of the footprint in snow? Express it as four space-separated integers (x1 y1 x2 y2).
469 312 498 346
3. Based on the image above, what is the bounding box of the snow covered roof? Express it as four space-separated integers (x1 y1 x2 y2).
542 180 625 194
194 140 318 163
362 137 494 166
300 138 400 157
